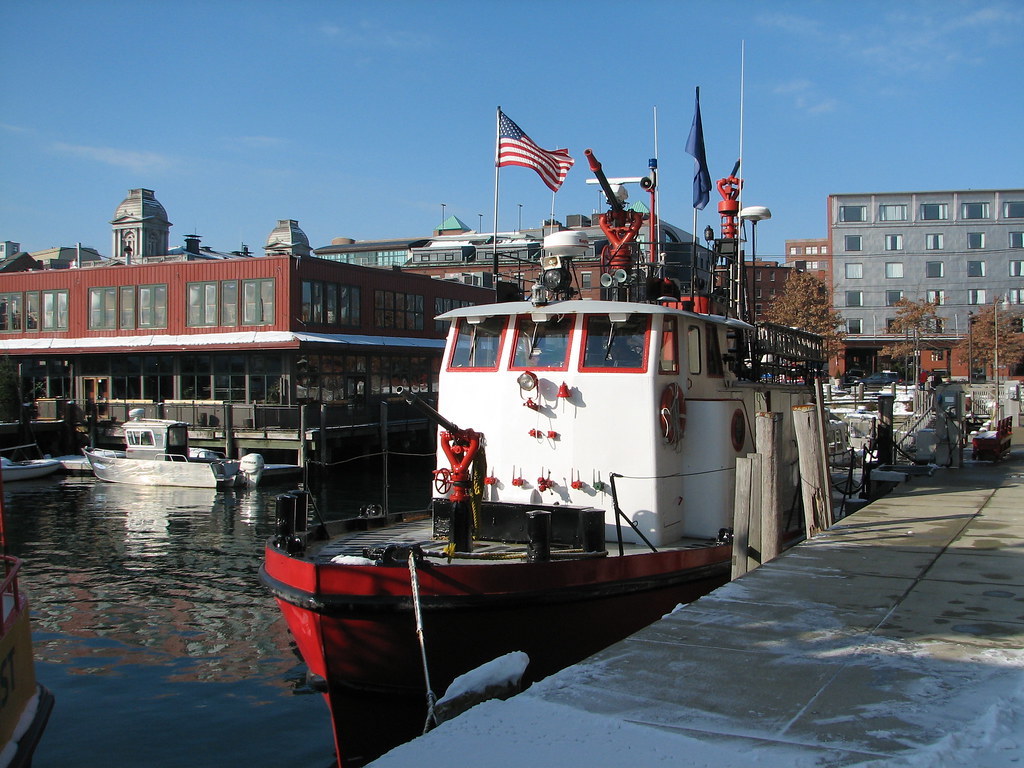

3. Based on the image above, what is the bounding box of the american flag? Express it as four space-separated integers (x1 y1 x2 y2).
497 111 574 192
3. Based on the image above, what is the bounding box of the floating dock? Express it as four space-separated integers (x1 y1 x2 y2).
370 443 1024 766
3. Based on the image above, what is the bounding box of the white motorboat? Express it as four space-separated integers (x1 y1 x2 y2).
83 416 264 488
0 456 62 482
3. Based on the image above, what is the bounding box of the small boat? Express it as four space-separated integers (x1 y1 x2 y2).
0 457 61 483
83 414 265 488
261 148 825 762
0 470 55 763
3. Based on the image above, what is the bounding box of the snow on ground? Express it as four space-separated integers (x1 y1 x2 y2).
370 644 1024 768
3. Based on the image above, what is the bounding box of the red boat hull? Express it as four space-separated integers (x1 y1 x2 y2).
262 542 729 695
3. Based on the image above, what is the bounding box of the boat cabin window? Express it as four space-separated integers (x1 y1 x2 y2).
687 325 701 374
580 314 648 371
511 314 573 369
659 317 679 374
126 429 156 447
449 316 506 370
705 323 724 377
167 425 189 450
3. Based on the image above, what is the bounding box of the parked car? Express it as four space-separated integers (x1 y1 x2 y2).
842 368 865 385
858 371 903 388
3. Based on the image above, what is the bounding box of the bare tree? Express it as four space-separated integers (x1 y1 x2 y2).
763 271 845 359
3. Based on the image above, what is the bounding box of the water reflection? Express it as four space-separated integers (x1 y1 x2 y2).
1 454 434 767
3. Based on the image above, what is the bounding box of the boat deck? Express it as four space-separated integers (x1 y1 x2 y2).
313 516 721 565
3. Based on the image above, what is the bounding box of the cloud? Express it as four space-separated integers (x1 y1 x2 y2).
51 142 175 173
772 80 838 115
317 19 431 50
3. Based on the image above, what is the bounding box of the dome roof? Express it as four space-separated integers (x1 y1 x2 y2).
112 188 169 224
265 219 311 256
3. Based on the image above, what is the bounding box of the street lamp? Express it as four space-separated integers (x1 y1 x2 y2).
994 296 1008 422
739 206 771 322
518 204 523 232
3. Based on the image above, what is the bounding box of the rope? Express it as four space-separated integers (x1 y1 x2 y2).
408 551 437 733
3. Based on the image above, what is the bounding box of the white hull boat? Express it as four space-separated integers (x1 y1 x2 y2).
0 457 62 482
83 416 264 488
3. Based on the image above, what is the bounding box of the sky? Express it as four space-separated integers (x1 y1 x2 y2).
2 0 1022 262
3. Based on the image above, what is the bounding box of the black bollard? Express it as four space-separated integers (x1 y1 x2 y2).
526 510 552 563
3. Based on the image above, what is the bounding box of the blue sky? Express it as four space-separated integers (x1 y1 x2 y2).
2 0 1022 260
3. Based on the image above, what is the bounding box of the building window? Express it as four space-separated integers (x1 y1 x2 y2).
925 261 944 278
1011 260 1023 277
967 232 985 249
1004 201 1024 218
0 293 22 332
844 235 862 251
961 202 989 219
845 291 863 307
879 204 907 221
967 260 986 277
884 234 903 251
847 318 862 334
242 279 275 325
920 203 948 220
24 292 39 331
926 289 945 305
119 286 135 330
375 290 423 330
1010 232 1023 249
789 246 798 255
885 317 898 332
137 285 167 329
925 233 943 250
581 271 592 290
1007 289 1022 304
839 205 866 222
89 287 118 330
885 262 904 279
886 290 904 306
42 290 68 331
968 289 986 305
188 282 219 327
221 281 238 326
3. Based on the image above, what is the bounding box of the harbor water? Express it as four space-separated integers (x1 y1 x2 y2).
2 454 436 767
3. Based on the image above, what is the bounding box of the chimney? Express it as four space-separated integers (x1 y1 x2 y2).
184 234 201 255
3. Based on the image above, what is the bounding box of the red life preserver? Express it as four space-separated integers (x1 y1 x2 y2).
659 383 687 444
730 409 746 452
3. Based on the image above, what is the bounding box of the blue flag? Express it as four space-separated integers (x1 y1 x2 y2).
685 87 712 210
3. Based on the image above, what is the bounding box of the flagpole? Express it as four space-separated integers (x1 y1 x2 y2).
492 106 501 296
653 105 660 269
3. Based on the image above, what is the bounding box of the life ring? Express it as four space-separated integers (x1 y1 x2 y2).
730 409 746 452
659 383 687 444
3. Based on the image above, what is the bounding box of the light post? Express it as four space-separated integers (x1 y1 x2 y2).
968 311 975 383
739 206 771 323
994 297 1005 422
518 204 523 232
440 203 446 229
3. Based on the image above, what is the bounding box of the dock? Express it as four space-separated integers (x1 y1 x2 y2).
370 441 1024 766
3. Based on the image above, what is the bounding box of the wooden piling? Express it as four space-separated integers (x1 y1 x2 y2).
755 412 783 562
793 404 830 538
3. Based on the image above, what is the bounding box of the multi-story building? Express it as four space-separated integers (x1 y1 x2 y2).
829 189 1024 378
784 237 832 285
0 190 493 443
746 259 795 322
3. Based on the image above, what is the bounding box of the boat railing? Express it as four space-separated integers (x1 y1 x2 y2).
155 453 189 463
750 322 827 383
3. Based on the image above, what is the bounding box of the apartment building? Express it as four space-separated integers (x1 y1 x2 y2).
829 189 1024 377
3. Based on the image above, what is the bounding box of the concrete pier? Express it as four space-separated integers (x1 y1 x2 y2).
371 443 1024 766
